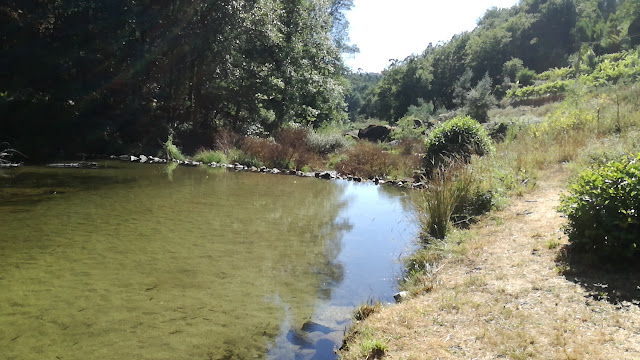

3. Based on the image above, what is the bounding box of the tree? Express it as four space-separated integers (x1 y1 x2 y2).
464 73 496 124
502 58 525 82
1 0 349 158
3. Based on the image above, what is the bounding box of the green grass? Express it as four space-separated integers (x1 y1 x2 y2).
360 339 387 359
193 149 227 164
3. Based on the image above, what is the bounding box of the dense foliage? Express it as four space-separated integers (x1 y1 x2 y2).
1 0 353 160
507 49 640 100
350 0 640 122
424 116 494 169
559 154 640 265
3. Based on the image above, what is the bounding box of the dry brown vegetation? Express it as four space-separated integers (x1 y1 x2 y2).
335 141 421 179
239 127 324 169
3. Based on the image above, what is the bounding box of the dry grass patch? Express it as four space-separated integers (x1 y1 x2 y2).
339 167 640 359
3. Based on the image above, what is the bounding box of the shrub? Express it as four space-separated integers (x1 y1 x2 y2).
228 149 263 168
414 160 482 240
396 138 424 156
335 142 394 178
164 135 185 161
335 141 420 179
193 149 227 164
241 137 291 169
502 58 525 81
424 115 494 170
404 98 434 121
305 130 351 154
214 129 242 154
391 115 427 140
559 154 640 265
465 73 496 123
240 128 322 169
515 68 536 87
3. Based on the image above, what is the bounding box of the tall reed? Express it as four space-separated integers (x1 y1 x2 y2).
413 159 476 240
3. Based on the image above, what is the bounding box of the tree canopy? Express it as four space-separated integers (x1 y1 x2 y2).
1 0 353 159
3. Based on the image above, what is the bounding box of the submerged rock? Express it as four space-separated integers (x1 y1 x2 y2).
0 163 22 168
47 162 98 169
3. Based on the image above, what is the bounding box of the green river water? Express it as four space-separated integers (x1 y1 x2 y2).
0 162 417 360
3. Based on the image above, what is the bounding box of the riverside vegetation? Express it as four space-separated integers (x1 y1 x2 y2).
338 82 640 359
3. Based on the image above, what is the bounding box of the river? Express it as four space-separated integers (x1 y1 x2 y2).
0 162 417 360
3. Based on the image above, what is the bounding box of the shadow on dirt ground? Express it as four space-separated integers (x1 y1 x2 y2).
556 245 640 306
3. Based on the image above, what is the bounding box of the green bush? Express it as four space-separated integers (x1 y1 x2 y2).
193 149 227 164
164 135 185 161
424 116 494 169
305 130 351 154
391 115 427 140
515 68 536 87
464 73 496 124
228 149 263 168
502 58 525 81
559 154 640 265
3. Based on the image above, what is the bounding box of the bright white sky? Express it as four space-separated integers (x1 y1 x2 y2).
344 0 520 73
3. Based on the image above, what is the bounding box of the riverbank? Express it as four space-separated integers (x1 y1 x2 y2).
338 83 640 359
338 165 640 359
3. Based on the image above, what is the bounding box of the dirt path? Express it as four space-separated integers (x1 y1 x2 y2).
347 167 640 359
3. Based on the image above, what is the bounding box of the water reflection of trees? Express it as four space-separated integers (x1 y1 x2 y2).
164 169 352 357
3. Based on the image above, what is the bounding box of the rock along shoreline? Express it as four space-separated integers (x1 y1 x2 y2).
90 154 430 190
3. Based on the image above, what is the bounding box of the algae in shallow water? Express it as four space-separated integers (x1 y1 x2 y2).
0 162 416 359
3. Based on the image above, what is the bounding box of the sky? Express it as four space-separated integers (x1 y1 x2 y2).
343 0 520 73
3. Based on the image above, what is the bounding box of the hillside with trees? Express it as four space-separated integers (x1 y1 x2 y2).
350 0 640 123
2 0 639 162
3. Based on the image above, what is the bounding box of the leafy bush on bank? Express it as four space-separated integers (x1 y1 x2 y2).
559 154 640 266
424 116 494 170
391 115 428 141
